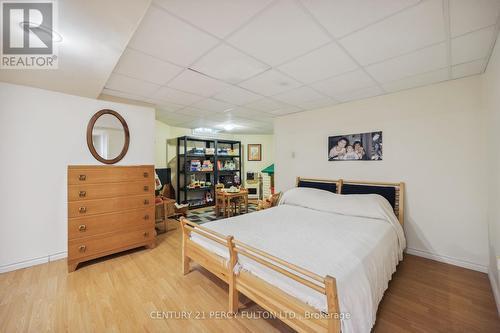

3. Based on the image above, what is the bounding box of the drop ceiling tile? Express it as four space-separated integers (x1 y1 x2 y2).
154 100 185 112
191 44 269 83
212 86 263 105
180 118 221 129
244 98 290 112
451 26 497 65
227 106 276 120
114 48 183 85
382 68 449 92
278 43 358 84
175 106 212 117
339 0 445 65
157 112 196 126
269 105 303 116
272 86 326 104
152 86 205 105
296 97 338 110
128 6 219 67
452 59 486 79
168 69 230 97
310 69 376 98
450 0 500 37
156 108 176 118
154 0 273 38
227 0 330 66
335 86 385 103
191 98 235 112
300 0 420 38
238 70 302 96
365 43 447 83
101 88 152 104
105 73 160 97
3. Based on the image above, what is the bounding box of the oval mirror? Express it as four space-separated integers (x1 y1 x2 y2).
86 109 130 164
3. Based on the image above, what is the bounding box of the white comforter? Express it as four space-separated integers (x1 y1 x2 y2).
191 188 405 333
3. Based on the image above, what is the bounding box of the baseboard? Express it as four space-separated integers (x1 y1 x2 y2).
0 251 68 274
405 247 488 273
489 269 500 317
49 251 68 262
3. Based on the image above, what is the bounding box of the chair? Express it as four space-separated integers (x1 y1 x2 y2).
230 188 247 215
257 192 282 210
215 184 225 217
155 192 177 233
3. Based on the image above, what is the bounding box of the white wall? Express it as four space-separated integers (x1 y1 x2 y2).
275 76 489 272
155 120 171 168
0 82 155 272
482 34 500 312
238 134 274 175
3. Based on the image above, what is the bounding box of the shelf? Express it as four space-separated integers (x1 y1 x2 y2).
181 170 214 174
179 154 215 158
187 202 215 209
183 187 214 192
177 136 242 205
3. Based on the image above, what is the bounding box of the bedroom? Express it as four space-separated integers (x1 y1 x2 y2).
1 0 500 332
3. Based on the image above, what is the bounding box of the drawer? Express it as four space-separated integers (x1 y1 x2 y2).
68 166 154 185
68 181 153 201
68 228 155 260
68 208 154 239
68 194 153 218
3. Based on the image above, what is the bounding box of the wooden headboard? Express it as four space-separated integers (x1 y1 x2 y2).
296 177 405 225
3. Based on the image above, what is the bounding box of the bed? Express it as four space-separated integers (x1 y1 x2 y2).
180 178 405 333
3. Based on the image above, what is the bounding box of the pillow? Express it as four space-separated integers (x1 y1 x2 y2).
280 187 392 221
280 187 406 254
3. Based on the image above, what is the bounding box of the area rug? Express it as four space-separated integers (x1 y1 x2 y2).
185 203 258 224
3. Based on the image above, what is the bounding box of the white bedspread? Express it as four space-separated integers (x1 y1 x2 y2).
190 189 405 333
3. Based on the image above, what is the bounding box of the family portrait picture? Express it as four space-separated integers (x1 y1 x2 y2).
328 131 383 161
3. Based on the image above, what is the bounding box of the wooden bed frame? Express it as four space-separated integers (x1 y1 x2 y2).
181 178 405 333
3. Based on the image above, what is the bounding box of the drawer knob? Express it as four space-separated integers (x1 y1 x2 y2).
144 199 149 205
79 191 86 198
79 207 87 214
79 245 86 253
79 175 86 181
144 214 149 220
143 231 149 237
143 172 149 178
78 224 87 232
143 185 149 192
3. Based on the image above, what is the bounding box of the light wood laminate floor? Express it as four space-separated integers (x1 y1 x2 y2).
1 221 499 332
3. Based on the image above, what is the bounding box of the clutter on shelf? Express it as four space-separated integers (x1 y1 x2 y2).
189 159 213 172
217 147 238 156
217 159 237 171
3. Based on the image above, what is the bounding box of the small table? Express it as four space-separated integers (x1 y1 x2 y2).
217 189 249 217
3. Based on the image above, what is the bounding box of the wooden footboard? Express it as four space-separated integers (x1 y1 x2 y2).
181 218 230 283
180 218 341 333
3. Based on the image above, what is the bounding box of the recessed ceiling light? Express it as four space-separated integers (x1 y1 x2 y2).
223 108 234 113
192 127 220 135
223 124 236 131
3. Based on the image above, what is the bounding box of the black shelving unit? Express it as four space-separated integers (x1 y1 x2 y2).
177 136 242 209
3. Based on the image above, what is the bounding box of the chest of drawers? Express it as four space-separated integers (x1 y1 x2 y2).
67 165 156 272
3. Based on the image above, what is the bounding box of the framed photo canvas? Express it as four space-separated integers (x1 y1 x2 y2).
328 131 382 161
248 144 262 161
